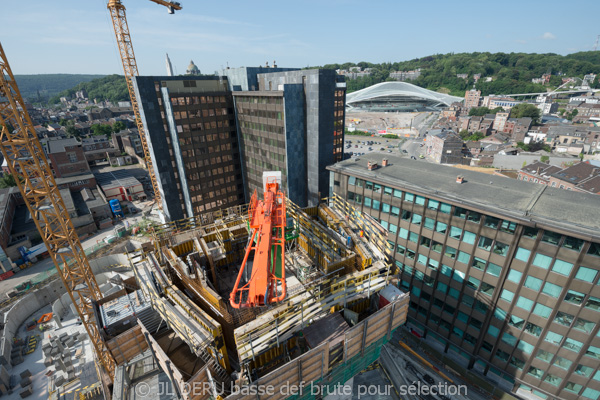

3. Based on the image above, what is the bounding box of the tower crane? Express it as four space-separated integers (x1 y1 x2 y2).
0 44 116 379
230 179 287 308
106 0 182 211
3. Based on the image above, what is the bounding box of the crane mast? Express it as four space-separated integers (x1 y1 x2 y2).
0 44 116 379
106 0 182 211
230 179 287 308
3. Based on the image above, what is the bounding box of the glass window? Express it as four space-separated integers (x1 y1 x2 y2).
449 226 462 240
463 231 476 245
444 246 457 259
454 207 467 219
575 364 594 377
440 203 452 214
552 259 573 276
415 195 426 206
488 325 500 337
396 244 406 256
417 254 428 265
467 211 481 223
448 287 460 300
524 322 542 337
486 263 502 277
565 382 582 395
472 257 486 271
401 210 411 220
582 388 600 400
510 356 525 370
523 227 538 239
384 186 393 195
524 276 542 291
508 315 525 329
500 289 514 302
536 349 553 362
381 220 389 230
467 276 480 290
563 236 584 251
586 346 600 360
399 228 409 239
554 356 572 370
588 242 600 257
391 206 400 217
464 332 476 345
424 218 435 230
545 330 564 346
409 232 418 243
431 241 443 253
427 199 439 210
495 349 509 361
494 307 507 320
542 282 562 298
573 318 595 333
457 251 470 264
420 237 431 248
393 189 402 198
437 282 448 294
500 220 517 234
463 295 474 307
527 366 544 379
389 223 398 234
441 265 452 277
576 266 598 282
382 203 390 214
507 269 523 283
452 270 465 283
457 311 469 323
365 181 373 190
478 236 493 251
532 253 553 269
480 282 495 296
373 184 382 193
543 373 561 387
435 221 447 234
452 326 463 337
404 192 414 202
515 248 531 262
493 242 509 256
516 296 534 311
484 216 500 229
533 303 552 318
364 197 372 208
502 332 518 346
563 338 583 353
565 290 585 305
585 296 600 311
348 176 356 186
541 230 561 245
372 199 380 210
518 340 535 354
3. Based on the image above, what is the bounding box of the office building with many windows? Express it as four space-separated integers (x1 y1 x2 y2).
133 76 245 221
224 67 346 207
328 154 600 400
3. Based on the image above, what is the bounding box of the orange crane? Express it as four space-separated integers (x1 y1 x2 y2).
106 0 182 210
0 44 116 379
230 180 287 308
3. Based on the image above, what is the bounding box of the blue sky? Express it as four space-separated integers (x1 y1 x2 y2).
1 0 598 75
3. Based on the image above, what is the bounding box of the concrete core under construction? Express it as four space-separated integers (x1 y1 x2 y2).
95 196 408 400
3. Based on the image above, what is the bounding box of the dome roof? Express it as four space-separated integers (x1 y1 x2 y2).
186 60 200 75
346 81 463 109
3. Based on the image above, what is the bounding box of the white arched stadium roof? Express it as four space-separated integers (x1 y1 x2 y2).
346 82 463 107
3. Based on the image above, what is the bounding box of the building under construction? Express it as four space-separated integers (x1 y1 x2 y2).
91 193 408 400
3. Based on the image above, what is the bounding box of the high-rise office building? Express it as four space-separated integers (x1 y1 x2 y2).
223 67 346 206
328 154 600 400
133 76 245 222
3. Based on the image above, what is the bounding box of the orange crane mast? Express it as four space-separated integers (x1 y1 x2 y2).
230 180 287 308
0 44 116 380
106 0 182 211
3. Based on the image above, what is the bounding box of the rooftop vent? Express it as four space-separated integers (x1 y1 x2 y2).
456 175 464 184
367 161 379 171
382 158 389 167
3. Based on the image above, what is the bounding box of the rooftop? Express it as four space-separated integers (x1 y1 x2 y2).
328 154 600 239
47 138 80 154
94 170 141 190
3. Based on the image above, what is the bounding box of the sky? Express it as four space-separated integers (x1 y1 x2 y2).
1 0 599 76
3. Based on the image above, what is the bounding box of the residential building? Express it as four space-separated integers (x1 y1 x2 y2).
493 112 510 132
46 138 91 178
133 75 244 221
517 162 562 185
328 154 600 400
81 136 118 165
464 90 481 109
482 96 520 110
224 67 346 206
426 130 464 164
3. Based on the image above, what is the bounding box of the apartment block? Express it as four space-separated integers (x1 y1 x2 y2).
133 76 245 221
328 154 600 400
46 138 91 178
465 89 481 109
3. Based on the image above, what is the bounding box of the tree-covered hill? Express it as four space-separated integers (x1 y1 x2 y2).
13 74 105 103
319 52 600 96
48 74 129 105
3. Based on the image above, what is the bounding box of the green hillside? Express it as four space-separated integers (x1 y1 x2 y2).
14 74 105 102
48 74 129 105
320 52 600 96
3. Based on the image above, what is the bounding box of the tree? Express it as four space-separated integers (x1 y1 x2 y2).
91 124 113 137
66 125 81 138
540 155 549 163
0 174 17 188
467 131 485 141
112 121 126 133
509 103 541 125
469 107 492 116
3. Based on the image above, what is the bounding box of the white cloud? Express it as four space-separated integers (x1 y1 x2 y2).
541 32 556 40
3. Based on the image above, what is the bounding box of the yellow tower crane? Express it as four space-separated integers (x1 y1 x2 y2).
107 0 182 211
0 44 116 380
